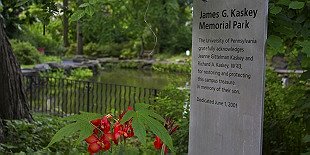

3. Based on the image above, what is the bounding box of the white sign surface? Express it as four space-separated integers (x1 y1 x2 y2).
189 0 268 154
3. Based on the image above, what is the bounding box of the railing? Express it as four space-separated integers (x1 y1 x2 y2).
22 75 159 116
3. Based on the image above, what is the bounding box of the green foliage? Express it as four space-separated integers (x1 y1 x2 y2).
121 103 174 152
155 85 189 121
68 68 93 80
47 112 102 148
40 55 61 63
40 69 66 79
268 0 310 70
83 42 136 58
83 42 103 57
41 68 93 81
48 103 174 152
19 24 63 55
10 39 42 65
263 69 308 154
0 114 86 154
154 85 190 154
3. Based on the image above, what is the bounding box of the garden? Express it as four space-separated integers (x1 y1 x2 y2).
0 0 309 155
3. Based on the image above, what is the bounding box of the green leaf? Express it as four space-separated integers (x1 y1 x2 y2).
89 0 99 5
48 112 102 147
140 113 174 152
135 103 150 110
303 135 310 142
70 10 85 22
77 122 94 142
132 116 147 145
0 1 3 12
47 122 80 148
289 1 305 9
85 6 95 16
120 110 135 124
139 110 165 123
15 0 29 7
63 112 102 122
79 3 90 8
297 40 310 57
270 6 282 15
277 0 291 6
267 35 283 50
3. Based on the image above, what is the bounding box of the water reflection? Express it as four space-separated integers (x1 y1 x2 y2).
95 69 190 89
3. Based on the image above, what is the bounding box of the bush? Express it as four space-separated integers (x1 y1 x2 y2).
10 39 42 65
154 85 190 154
68 68 93 80
0 114 86 154
19 24 64 55
83 41 139 58
263 69 308 154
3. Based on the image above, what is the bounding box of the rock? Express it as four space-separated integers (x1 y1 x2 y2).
47 62 63 70
98 58 119 64
21 69 38 76
272 56 287 69
73 55 89 63
34 64 51 72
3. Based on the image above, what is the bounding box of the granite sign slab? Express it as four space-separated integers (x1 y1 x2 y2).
189 0 268 154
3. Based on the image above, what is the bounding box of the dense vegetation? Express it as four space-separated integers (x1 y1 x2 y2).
0 0 309 154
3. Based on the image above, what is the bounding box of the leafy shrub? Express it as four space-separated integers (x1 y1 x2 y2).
41 68 93 81
68 68 93 80
19 24 64 55
0 114 86 154
154 85 190 154
83 42 103 57
263 69 307 154
10 39 42 65
66 43 77 56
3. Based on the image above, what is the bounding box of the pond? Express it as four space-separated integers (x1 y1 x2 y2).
94 68 191 89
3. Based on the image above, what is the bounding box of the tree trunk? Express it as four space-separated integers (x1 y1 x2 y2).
43 24 46 36
76 20 83 55
0 16 32 141
76 0 83 55
63 0 69 47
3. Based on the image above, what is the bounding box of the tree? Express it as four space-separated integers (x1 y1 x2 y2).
63 0 69 47
76 0 83 55
0 15 32 142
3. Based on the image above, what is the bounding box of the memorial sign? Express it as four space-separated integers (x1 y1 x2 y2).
189 0 268 154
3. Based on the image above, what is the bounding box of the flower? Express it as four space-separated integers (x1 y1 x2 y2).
90 115 112 134
112 107 134 144
153 136 163 150
85 134 111 154
153 136 168 153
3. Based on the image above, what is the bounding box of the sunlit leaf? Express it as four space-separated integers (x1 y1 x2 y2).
277 0 291 6
297 40 310 57
289 1 305 9
270 6 282 15
70 10 85 22
79 3 90 8
85 6 95 16
267 35 283 50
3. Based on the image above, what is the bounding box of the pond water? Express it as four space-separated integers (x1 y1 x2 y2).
94 69 190 89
